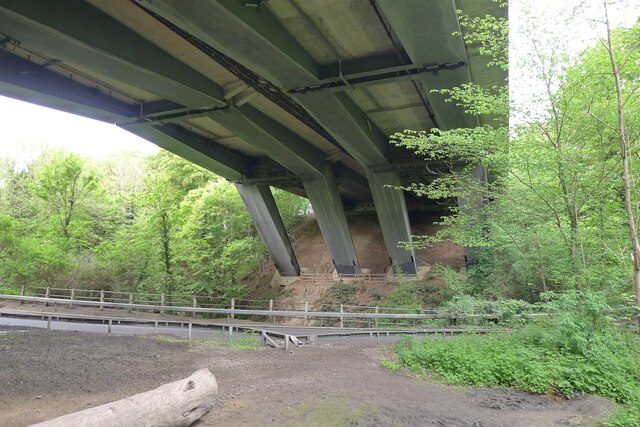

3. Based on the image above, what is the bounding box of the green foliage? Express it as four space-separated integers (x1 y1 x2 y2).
0 148 308 297
389 291 640 424
323 281 358 305
230 330 258 351
393 2 640 298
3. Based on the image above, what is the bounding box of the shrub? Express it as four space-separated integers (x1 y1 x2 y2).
388 291 640 424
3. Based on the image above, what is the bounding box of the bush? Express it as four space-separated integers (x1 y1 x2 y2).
388 291 640 424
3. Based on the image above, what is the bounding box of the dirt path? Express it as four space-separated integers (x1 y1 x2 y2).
0 325 613 426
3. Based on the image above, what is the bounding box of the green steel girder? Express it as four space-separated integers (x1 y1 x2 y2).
291 60 466 95
138 0 392 168
136 0 317 88
376 0 475 130
297 91 389 166
236 183 300 276
122 123 251 181
0 50 137 122
139 100 189 118
0 0 225 108
333 163 371 197
318 52 412 80
214 0 319 81
208 105 327 179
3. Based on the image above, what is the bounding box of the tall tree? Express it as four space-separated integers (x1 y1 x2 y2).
32 152 99 238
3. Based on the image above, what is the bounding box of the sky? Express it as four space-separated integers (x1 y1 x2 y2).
0 96 158 163
0 0 639 162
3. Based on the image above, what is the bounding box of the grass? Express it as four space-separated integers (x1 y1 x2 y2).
384 291 640 426
0 285 21 295
147 330 258 351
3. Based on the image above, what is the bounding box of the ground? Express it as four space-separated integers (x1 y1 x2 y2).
290 213 465 275
0 325 614 426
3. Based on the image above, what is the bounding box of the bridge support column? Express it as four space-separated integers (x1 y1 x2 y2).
303 170 360 274
235 183 300 276
367 169 417 274
456 165 489 268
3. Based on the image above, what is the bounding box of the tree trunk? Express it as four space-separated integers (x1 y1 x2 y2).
603 1 640 325
31 369 217 427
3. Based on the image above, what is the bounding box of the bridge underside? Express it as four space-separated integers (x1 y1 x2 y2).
0 0 505 275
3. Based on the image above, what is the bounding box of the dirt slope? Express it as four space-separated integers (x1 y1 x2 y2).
291 212 465 274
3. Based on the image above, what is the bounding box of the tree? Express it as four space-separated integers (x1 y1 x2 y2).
392 1 640 300
593 2 640 316
32 152 99 238
137 151 214 295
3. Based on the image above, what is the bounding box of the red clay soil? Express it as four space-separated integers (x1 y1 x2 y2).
291 212 465 274
0 326 615 426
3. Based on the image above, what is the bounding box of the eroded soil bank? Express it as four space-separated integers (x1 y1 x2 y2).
0 325 613 426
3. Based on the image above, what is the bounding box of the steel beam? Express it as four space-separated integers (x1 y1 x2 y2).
209 105 326 179
0 0 225 108
136 0 391 167
235 183 300 276
122 123 250 181
303 170 360 274
375 0 475 130
0 49 254 182
0 50 136 122
292 60 466 95
366 169 417 274
456 165 489 267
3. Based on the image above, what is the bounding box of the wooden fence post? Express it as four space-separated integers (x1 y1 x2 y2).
375 306 379 329
269 299 276 324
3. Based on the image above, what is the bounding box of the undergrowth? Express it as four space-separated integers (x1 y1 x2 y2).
0 285 21 295
386 291 640 426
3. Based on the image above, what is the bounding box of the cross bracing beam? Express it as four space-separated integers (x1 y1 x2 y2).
290 60 466 95
118 105 232 127
375 0 476 130
318 52 412 80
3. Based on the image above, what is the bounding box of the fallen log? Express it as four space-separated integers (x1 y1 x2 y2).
31 368 217 427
